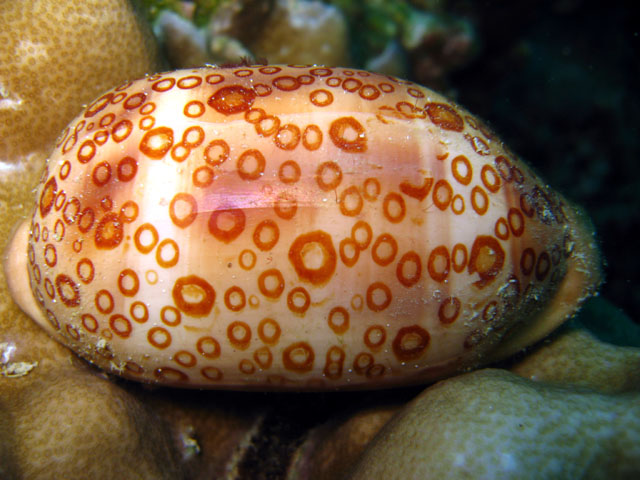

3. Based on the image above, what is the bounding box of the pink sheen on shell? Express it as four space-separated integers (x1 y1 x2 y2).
7 65 601 390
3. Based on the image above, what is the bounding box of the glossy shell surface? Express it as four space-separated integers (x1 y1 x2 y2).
16 66 592 389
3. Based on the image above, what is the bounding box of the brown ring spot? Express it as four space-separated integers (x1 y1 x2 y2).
55 274 80 307
366 282 392 312
323 346 345 380
425 103 464 131
253 219 279 251
339 238 360 267
302 125 323 150
274 124 301 150
351 221 372 249
156 239 180 268
392 325 430 361
279 160 301 184
383 193 406 223
481 164 501 193
258 269 285 299
224 286 246 312
39 177 57 218
316 162 343 191
364 325 386 350
451 243 468 273
274 193 297 220
508 208 525 237
204 139 230 166
428 246 450 282
288 231 337 285
451 155 473 185
339 186 363 216
134 223 158 254
95 289 114 314
536 251 551 281
82 314 98 333
433 180 453 210
120 201 139 223
148 327 172 349
371 234 398 266
520 248 536 276
172 275 215 317
254 347 273 370
117 156 138 182
140 127 174 159
76 258 94 284
396 251 422 287
110 314 132 338
468 235 505 288
287 287 310 315
438 297 461 324
184 100 205 118
197 336 221 358
118 269 139 296
400 177 434 201
130 302 149 323
77 140 96 163
44 244 57 267
329 117 367 153
258 318 281 345
327 306 349 334
111 120 133 143
169 193 198 228
471 186 489 215
495 217 510 240
227 321 251 350
174 350 197 368
95 212 123 249
237 149 266 180
208 85 256 115
160 305 181 326
239 249 256 270
273 76 300 91
209 208 246 243
353 352 374 374
362 178 380 201
282 342 314 373
193 166 214 188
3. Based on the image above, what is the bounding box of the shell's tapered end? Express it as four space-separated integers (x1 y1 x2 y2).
487 198 603 362
3 220 46 328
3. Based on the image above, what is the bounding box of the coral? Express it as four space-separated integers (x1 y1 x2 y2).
246 0 350 66
0 0 161 166
348 368 640 479
510 300 640 394
1 373 181 479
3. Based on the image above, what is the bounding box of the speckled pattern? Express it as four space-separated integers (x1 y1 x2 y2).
0 0 159 164
349 369 640 479
10 65 599 389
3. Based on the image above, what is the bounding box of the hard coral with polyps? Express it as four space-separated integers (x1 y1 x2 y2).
0 0 161 166
5 65 601 390
348 369 640 479
1 371 181 479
